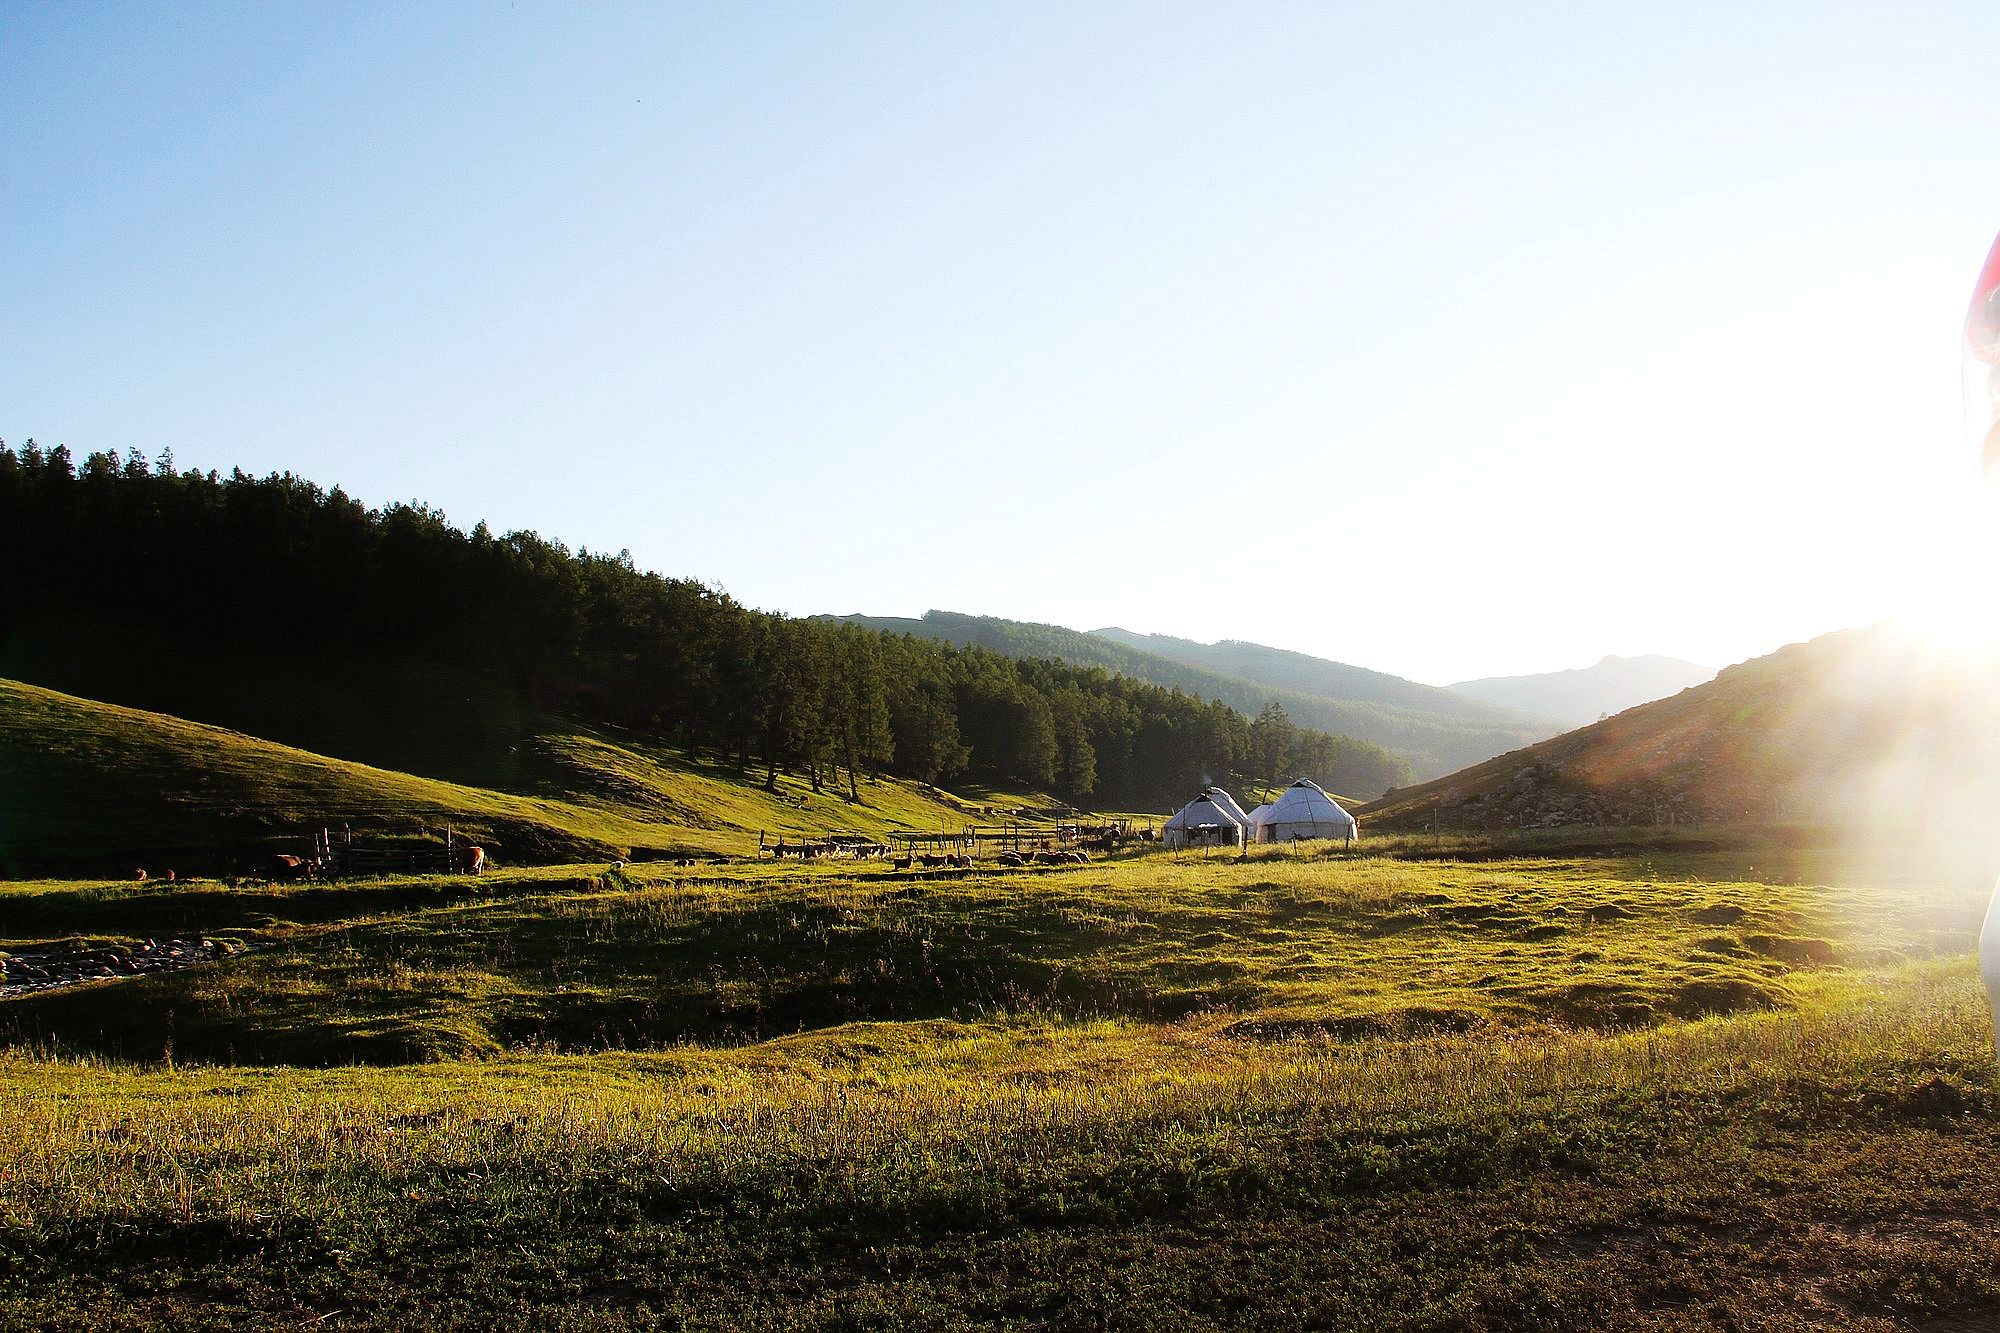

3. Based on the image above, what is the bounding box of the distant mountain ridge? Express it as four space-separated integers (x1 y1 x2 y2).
1446 655 1716 728
828 611 1556 780
1088 627 1528 724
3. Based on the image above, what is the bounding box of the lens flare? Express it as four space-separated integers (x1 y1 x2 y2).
1966 229 2000 467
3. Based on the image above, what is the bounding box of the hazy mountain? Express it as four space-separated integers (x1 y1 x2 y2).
1361 626 2000 836
1087 627 1535 723
1445 655 1716 728
831 612 1555 780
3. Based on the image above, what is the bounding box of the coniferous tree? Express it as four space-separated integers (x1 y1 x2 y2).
0 442 1413 806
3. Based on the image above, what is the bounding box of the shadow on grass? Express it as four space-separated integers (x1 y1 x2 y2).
1 890 1265 1065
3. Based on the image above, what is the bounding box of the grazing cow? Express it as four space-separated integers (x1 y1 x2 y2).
890 856 913 871
133 868 147 881
272 854 318 882
997 852 1026 867
949 854 972 869
461 845 486 874
918 853 949 868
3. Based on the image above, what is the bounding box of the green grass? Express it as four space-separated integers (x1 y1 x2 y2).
2 845 1977 1065
0 678 1058 875
4 833 1999 1326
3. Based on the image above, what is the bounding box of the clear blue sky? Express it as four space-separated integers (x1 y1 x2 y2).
6 2 1997 684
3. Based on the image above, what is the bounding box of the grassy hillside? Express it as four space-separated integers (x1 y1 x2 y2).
0 679 1048 876
1362 627 2000 851
6 835 2000 1325
0 610 593 795
835 610 1552 779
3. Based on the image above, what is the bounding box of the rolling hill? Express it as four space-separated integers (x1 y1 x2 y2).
0 677 1042 877
1361 626 2000 843
1446 654 1715 727
831 611 1554 779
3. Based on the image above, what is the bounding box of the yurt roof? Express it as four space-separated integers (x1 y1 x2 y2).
1165 795 1243 829
1263 779 1357 827
1201 786 1253 826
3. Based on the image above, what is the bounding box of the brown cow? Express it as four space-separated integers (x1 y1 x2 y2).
462 845 486 874
272 854 319 881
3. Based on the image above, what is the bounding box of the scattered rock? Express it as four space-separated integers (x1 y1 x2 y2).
0 937 264 996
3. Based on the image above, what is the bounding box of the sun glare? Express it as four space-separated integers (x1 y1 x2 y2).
1892 602 2000 666
1885 480 2000 664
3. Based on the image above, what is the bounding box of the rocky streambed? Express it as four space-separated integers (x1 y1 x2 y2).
0 937 262 996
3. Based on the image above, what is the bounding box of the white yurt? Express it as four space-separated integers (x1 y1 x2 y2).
1243 803 1274 840
1254 780 1360 843
1201 786 1254 829
1163 794 1245 849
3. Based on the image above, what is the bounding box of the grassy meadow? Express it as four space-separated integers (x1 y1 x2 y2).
6 833 2000 1327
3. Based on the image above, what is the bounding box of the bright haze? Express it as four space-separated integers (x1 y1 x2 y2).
5 3 1997 686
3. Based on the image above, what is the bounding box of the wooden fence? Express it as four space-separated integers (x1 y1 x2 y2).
310 826 477 876
757 831 892 860
755 819 1156 862
891 820 1149 854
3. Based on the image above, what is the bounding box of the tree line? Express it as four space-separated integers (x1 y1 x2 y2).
0 442 1412 805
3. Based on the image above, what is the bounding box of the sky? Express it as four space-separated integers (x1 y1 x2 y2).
5 1 1999 686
